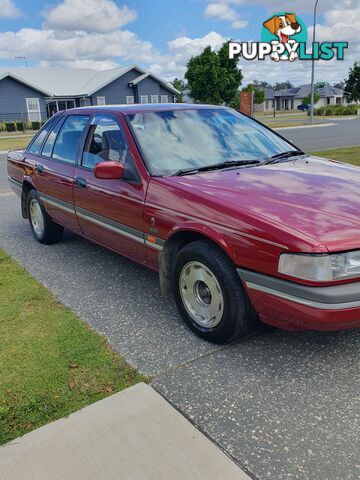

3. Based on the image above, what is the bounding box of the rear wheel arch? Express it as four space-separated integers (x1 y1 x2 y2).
159 228 233 295
21 180 34 218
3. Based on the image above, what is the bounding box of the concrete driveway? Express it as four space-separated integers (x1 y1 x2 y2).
1 155 359 480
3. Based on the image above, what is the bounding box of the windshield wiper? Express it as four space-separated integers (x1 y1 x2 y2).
263 150 305 165
173 159 262 176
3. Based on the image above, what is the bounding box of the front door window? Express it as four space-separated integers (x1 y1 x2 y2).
82 115 129 169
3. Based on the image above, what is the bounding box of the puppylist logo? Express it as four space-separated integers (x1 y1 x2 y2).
229 12 348 62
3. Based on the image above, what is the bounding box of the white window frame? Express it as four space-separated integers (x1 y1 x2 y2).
26 98 41 122
140 95 148 104
126 96 135 104
96 96 106 106
160 95 168 103
150 95 159 103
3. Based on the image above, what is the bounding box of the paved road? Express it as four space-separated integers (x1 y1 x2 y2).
1 156 360 480
276 118 360 151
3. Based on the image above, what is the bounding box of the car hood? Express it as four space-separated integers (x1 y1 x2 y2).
167 156 360 252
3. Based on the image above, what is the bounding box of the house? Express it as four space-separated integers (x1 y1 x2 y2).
0 65 180 122
255 84 355 112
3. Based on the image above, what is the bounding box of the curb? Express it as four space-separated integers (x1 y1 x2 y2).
275 123 335 131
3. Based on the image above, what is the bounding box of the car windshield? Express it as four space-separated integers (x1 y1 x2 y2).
127 107 298 176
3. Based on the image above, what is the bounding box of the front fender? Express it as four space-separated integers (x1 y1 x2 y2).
167 221 232 254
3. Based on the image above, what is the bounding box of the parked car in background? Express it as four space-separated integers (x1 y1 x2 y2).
7 104 360 343
297 104 310 111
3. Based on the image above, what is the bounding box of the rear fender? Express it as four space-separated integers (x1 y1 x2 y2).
21 176 35 218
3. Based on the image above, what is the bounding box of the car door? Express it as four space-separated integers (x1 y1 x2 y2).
73 113 148 263
32 114 90 234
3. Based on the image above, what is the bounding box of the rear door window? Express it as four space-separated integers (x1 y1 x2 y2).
52 115 90 164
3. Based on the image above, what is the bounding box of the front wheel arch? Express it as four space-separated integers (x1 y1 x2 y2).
159 228 233 296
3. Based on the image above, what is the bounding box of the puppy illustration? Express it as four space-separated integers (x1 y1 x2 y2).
263 13 301 62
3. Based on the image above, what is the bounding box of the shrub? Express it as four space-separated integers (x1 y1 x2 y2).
5 122 16 132
25 121 33 130
314 106 325 116
314 104 358 116
0 122 6 132
16 121 25 131
31 121 41 130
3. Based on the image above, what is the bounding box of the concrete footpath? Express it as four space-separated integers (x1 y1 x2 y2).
0 383 250 480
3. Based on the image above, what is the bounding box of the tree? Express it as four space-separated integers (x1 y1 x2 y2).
315 81 329 89
253 80 272 89
242 84 265 104
172 77 187 103
333 81 345 90
185 41 243 105
274 81 294 91
345 62 360 101
303 92 320 105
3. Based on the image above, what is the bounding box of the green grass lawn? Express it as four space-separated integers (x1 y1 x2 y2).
310 146 360 166
0 250 146 445
0 136 33 151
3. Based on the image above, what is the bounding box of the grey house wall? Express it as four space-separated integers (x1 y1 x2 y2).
0 76 47 121
90 68 142 105
136 76 174 102
90 69 175 105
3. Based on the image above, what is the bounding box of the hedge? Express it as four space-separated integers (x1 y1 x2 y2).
313 104 359 116
5 122 16 132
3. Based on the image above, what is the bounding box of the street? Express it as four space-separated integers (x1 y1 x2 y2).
1 154 360 480
275 118 360 151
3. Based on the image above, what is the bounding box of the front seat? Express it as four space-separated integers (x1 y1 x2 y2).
99 130 127 163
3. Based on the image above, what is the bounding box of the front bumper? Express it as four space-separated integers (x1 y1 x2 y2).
237 268 360 331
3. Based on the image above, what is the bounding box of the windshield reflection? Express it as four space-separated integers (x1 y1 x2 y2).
127 108 297 175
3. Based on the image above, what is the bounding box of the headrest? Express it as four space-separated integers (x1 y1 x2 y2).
101 130 126 151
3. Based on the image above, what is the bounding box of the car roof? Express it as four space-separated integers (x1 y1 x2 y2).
64 103 227 115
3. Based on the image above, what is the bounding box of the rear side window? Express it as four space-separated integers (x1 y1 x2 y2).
27 116 59 154
41 117 65 157
52 115 89 164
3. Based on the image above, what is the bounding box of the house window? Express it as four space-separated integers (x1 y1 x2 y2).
140 95 148 104
26 98 41 122
151 95 159 103
97 96 106 106
126 96 134 104
80 98 91 107
160 95 168 103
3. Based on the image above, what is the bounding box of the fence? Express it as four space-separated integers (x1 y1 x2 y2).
0 112 48 132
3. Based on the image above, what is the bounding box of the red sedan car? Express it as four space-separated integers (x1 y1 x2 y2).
7 104 360 343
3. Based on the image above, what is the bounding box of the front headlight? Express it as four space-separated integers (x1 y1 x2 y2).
278 251 360 282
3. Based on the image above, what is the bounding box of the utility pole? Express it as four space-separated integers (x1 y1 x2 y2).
310 0 319 123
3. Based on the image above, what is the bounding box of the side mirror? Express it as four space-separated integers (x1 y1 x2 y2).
94 161 124 180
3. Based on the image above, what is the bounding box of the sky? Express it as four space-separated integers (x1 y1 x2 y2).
0 0 359 86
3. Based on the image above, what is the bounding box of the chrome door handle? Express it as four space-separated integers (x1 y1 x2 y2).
75 177 87 189
36 164 44 174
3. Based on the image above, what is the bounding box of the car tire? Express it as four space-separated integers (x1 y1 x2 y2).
173 240 257 344
27 189 64 244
